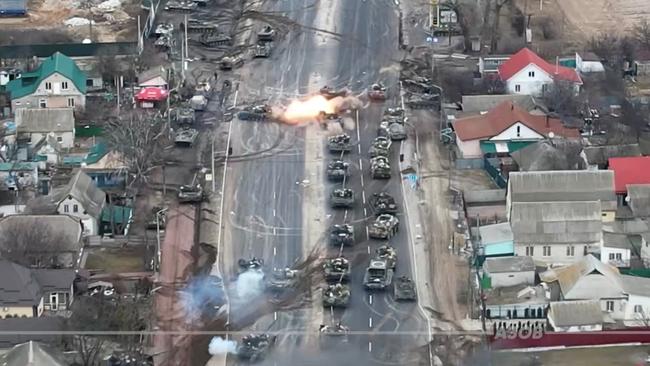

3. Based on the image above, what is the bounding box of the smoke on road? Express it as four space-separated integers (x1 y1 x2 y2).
181 275 226 322
208 336 238 355
234 269 265 301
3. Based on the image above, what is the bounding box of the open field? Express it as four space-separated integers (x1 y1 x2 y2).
553 0 650 36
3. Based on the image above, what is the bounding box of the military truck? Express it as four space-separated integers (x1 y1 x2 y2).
177 184 204 203
368 83 387 101
265 268 300 292
254 42 272 58
368 214 399 239
257 26 276 42
370 156 391 179
174 127 199 147
328 224 354 247
327 134 352 153
237 257 264 273
329 188 354 208
363 259 394 291
322 257 350 282
369 136 392 158
393 275 417 301
237 104 272 121
320 85 349 100
199 33 232 47
370 192 398 215
322 283 351 308
237 334 276 362
326 160 350 182
174 107 195 125
405 93 438 109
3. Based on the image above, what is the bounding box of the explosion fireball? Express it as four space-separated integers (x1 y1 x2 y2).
281 95 335 123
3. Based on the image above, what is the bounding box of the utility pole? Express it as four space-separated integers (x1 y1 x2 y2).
184 14 189 62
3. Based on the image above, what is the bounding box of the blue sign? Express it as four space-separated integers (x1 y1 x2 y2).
406 174 418 188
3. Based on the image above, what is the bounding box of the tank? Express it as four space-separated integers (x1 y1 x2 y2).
370 192 398 215
363 259 394 291
329 188 354 208
320 85 349 100
237 334 277 362
254 42 272 58
375 245 397 269
257 26 276 42
200 33 232 47
219 55 244 70
328 224 354 247
368 83 387 101
368 214 399 239
187 19 219 33
384 107 404 117
386 122 406 141
405 93 439 109
154 36 172 49
319 323 349 347
393 275 417 301
322 257 350 282
369 136 392 158
265 267 300 291
322 283 351 308
153 23 174 37
174 127 199 147
164 0 197 11
237 257 264 273
177 184 204 203
237 104 271 121
326 160 350 182
402 77 433 93
175 107 195 125
190 95 208 111
370 156 391 179
327 134 352 153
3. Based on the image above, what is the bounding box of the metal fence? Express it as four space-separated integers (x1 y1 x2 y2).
0 42 138 59
455 158 484 170
483 157 507 188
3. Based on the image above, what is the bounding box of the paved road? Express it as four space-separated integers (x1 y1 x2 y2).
217 0 430 365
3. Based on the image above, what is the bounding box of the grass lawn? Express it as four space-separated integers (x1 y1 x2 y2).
85 246 147 273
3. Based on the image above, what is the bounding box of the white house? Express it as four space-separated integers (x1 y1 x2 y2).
483 256 535 288
621 274 650 326
54 170 106 236
484 284 549 320
602 232 641 268
576 52 605 73
15 108 75 149
548 300 604 332
498 48 582 96
451 101 579 158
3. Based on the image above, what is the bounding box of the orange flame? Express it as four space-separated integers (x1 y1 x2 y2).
281 95 336 123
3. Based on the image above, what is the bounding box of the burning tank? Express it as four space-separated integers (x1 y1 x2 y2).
368 83 387 101
393 275 417 301
369 136 392 158
368 214 399 239
237 104 272 121
370 192 398 215
237 257 264 273
375 245 397 269
370 156 391 179
327 134 352 153
322 283 351 308
322 257 350 282
328 224 354 247
237 334 277 362
329 188 354 208
363 259 394 291
326 160 350 182
320 85 349 100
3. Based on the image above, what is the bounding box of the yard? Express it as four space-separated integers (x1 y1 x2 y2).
84 245 151 273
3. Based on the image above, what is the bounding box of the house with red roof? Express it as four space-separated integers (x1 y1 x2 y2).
452 101 580 158
498 48 583 96
609 156 650 197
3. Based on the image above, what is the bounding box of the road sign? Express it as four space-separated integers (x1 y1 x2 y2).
205 173 213 181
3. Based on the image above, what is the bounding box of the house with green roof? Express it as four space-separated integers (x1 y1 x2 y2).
6 52 87 112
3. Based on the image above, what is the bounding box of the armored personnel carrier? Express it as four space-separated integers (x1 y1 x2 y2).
174 107 195 125
322 257 350 282
328 224 354 247
237 334 277 362
254 42 272 58
200 33 232 47
405 93 438 109
370 156 391 179
393 275 417 301
368 214 399 239
329 188 354 208
265 268 300 292
326 160 350 182
257 26 276 42
322 283 351 308
327 134 352 153
174 127 198 147
177 184 204 203
187 19 219 33
369 136 392 158
320 85 349 100
363 259 394 291
237 104 272 121
237 257 264 273
368 83 387 101
370 192 398 215
375 245 397 269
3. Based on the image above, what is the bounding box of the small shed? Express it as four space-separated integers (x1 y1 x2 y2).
477 222 514 265
483 256 535 288
138 66 168 89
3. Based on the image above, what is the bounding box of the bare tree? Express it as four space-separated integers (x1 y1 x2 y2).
543 80 583 116
490 0 512 52
104 111 169 188
0 221 70 268
633 19 650 50
590 33 621 66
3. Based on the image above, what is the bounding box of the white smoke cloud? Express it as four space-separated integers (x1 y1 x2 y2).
234 269 265 301
208 336 238 355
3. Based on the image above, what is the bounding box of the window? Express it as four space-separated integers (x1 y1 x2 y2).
86 79 94 87
516 125 521 137
528 71 535 77
584 245 589 255
39 99 47 108
635 305 643 313
609 253 615 260
543 246 551 257
56 136 63 142
67 97 75 107
606 300 614 312
525 246 534 256
566 245 575 257
61 81 69 90
515 84 521 92
45 82 52 90
63 204 69 213
73 204 79 213
616 253 622 260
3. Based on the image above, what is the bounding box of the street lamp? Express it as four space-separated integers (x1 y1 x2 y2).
155 207 168 272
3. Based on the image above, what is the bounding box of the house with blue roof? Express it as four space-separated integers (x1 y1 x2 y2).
6 52 87 112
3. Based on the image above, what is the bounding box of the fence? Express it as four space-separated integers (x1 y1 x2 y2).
0 42 138 59
455 158 484 170
483 157 507 188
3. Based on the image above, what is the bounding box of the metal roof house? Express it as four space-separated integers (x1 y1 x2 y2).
476 222 514 264
483 256 535 288
548 300 604 332
0 0 27 16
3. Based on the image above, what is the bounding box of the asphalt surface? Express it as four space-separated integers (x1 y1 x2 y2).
218 0 429 364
